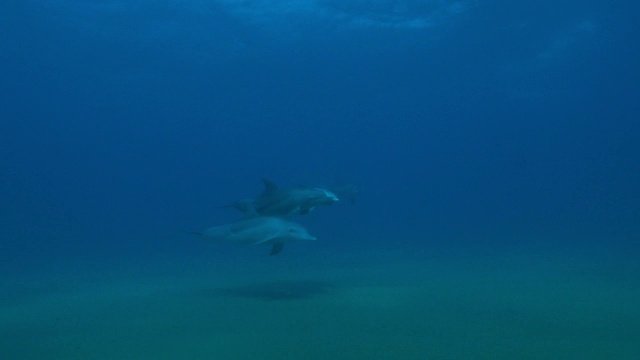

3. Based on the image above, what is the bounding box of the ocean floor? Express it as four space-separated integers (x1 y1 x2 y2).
1 249 639 359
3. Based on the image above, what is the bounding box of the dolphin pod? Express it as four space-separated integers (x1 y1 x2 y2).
197 179 355 255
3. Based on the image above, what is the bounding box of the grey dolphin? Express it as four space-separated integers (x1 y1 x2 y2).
194 216 316 255
220 179 340 217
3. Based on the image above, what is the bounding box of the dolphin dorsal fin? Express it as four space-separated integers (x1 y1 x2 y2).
261 178 278 195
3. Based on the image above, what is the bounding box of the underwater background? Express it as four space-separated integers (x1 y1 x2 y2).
1 0 639 358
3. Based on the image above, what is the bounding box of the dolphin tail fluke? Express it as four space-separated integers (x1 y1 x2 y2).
216 199 258 215
270 243 284 256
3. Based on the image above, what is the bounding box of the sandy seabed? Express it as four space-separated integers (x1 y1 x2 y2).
2 249 639 359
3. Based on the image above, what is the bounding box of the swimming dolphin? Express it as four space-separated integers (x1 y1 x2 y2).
194 216 317 255
220 179 340 217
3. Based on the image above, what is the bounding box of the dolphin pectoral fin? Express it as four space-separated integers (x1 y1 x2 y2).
270 243 284 256
300 206 316 215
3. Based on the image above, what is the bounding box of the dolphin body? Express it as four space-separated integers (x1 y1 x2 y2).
195 216 316 255
221 179 340 217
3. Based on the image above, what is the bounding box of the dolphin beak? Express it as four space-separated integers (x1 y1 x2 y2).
316 188 340 202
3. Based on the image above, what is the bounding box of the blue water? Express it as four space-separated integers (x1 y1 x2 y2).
1 1 639 358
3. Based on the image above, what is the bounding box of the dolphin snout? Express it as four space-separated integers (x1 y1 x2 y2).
322 189 340 202
303 234 318 241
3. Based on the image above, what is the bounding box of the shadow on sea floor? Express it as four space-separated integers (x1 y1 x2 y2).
204 280 337 301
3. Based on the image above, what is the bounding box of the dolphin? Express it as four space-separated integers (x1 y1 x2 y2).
220 179 340 217
193 216 316 255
